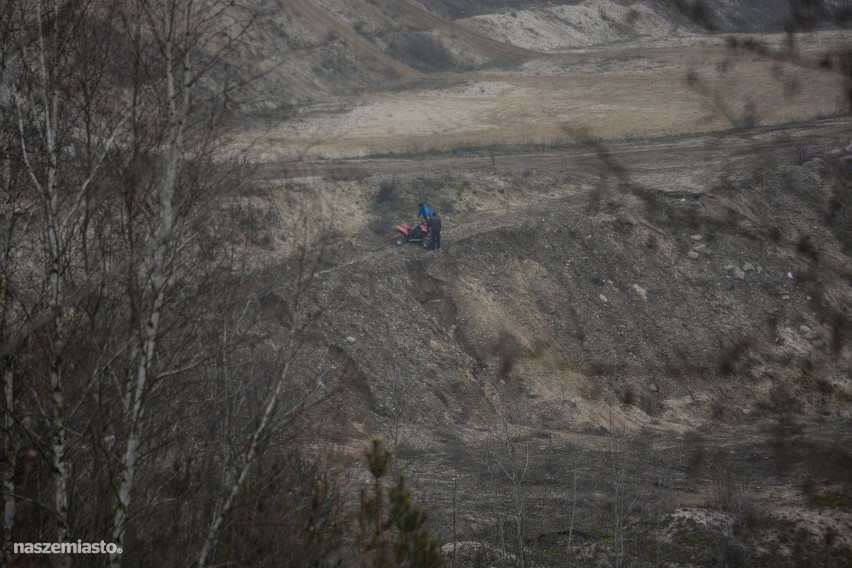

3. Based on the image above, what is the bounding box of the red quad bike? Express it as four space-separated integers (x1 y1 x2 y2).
394 221 432 248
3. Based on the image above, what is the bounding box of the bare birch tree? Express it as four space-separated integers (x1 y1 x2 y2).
1 1 257 566
4 3 131 565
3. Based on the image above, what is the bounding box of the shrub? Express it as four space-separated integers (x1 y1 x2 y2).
357 440 444 568
324 164 370 182
376 176 401 204
790 141 813 165
388 33 456 72
217 453 345 567
709 469 753 516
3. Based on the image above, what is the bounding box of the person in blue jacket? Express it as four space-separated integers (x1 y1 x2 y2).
417 202 432 226
430 210 441 251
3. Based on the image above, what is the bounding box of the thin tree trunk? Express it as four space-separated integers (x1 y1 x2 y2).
1 363 14 566
110 30 186 568
451 471 458 568
197 354 294 567
566 469 578 562
33 3 71 563
1 145 17 566
9 3 70 562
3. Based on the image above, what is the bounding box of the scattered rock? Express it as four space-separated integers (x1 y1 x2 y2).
345 336 356 343
757 266 763 274
782 294 791 300
811 339 825 349
804 330 819 340
799 325 811 334
743 262 755 272
649 383 659 393
690 234 703 241
724 264 734 271
688 251 699 259
592 425 609 436
734 269 746 280
693 244 707 252
632 284 648 301
787 272 794 280
598 294 608 303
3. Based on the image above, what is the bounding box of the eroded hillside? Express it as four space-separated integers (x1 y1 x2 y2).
231 0 852 111
238 117 852 565
5 1 850 566
224 4 852 563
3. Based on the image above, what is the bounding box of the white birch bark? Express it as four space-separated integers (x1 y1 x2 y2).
20 3 72 565
110 22 189 567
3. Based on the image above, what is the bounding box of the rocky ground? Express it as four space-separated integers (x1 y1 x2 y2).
241 118 852 566
227 1 852 565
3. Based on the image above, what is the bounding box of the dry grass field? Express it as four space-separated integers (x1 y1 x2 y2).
249 35 849 159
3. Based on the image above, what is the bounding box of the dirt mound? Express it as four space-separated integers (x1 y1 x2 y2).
462 0 690 51
299 123 851 434
225 0 852 113
229 3 852 563
230 0 535 108
260 123 850 566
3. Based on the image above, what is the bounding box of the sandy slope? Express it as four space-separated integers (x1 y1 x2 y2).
236 2 852 563
246 31 849 160
268 117 852 565
462 0 690 51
